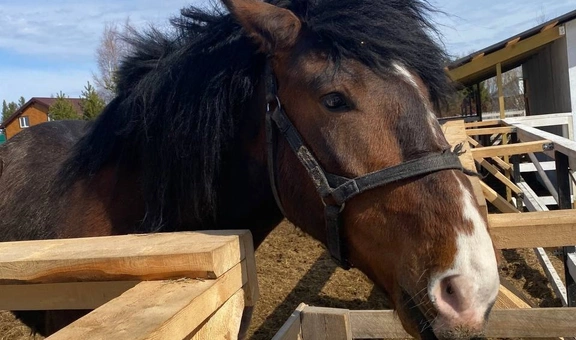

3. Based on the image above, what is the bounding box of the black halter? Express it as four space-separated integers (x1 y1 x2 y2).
264 63 465 269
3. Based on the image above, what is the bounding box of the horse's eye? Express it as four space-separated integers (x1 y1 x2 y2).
322 93 351 112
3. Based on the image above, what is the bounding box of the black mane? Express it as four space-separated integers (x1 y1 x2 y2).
59 0 449 231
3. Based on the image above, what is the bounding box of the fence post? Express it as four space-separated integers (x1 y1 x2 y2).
555 151 576 307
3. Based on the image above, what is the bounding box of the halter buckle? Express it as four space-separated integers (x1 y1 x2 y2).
266 95 282 113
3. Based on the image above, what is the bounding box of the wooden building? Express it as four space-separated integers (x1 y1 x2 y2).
0 97 82 139
446 9 576 129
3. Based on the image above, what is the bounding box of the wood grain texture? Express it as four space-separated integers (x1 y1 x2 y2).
471 140 553 159
190 289 244 340
489 210 576 248
47 261 246 340
466 126 516 136
0 231 250 284
301 307 352 340
271 303 306 340
0 281 138 310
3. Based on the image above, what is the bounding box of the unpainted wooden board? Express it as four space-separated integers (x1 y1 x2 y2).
495 284 531 309
271 303 307 340
466 126 516 136
301 306 352 340
467 136 512 171
478 159 522 195
464 120 501 128
47 261 246 340
488 210 576 249
344 308 576 338
189 289 244 340
441 120 487 216
471 140 553 159
0 281 138 310
480 181 520 213
0 231 250 284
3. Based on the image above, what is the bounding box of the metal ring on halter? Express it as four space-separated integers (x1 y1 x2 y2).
266 96 282 113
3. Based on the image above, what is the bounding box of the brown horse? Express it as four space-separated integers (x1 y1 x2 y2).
0 0 499 338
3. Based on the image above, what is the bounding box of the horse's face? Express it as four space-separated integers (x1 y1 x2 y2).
225 0 499 338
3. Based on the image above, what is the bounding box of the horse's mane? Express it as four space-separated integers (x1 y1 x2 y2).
58 0 449 231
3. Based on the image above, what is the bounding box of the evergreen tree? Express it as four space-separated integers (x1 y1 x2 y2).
49 92 79 121
80 82 105 120
2 100 19 122
18 96 26 107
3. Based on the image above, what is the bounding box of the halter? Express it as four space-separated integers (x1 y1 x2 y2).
264 63 466 269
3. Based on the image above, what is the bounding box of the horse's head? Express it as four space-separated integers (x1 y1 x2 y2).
224 0 499 338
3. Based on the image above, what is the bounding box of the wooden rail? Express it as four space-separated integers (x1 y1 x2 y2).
274 304 576 339
0 231 258 339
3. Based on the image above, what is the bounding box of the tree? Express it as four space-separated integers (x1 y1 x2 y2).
80 82 106 120
18 96 26 107
2 100 20 122
93 20 133 103
49 92 79 121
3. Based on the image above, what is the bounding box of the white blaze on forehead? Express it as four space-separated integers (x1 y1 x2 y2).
429 174 499 318
391 62 443 142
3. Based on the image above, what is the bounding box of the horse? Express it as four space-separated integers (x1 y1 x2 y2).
0 0 500 338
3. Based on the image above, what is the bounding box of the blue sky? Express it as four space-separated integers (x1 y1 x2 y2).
1 0 575 104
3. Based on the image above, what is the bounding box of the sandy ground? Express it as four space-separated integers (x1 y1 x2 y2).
0 220 565 340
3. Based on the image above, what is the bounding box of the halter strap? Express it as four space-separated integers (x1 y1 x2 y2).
264 63 466 269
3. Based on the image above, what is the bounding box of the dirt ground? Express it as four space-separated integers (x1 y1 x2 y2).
0 220 565 340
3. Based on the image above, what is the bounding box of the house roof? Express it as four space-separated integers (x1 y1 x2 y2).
1 97 83 129
446 8 576 87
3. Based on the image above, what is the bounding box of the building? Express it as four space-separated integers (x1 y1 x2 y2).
0 97 83 139
445 9 576 130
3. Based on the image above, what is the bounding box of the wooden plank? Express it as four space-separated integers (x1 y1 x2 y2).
478 159 522 195
509 122 576 167
0 281 138 310
541 21 559 32
471 140 553 159
190 289 244 340
527 153 559 203
346 308 576 338
272 303 307 340
448 26 564 83
0 231 249 284
441 120 487 216
496 283 531 309
505 36 521 47
489 210 576 249
480 181 520 213
464 120 501 128
47 261 247 340
301 307 352 340
467 137 512 171
503 112 572 128
497 62 504 120
349 310 410 339
466 126 516 136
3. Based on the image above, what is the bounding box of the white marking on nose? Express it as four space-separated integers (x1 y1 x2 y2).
392 61 443 142
429 174 499 329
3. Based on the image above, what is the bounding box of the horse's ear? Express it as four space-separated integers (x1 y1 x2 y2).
223 0 301 53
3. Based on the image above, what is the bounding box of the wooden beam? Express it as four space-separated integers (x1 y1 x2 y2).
503 112 572 128
190 289 244 340
0 281 138 310
510 122 576 164
497 63 505 119
489 210 576 249
505 37 521 47
344 308 576 338
0 231 250 284
471 140 553 159
448 26 564 83
467 137 512 171
478 159 522 195
527 153 559 203
272 303 307 340
464 120 502 128
48 261 247 340
541 21 559 32
301 306 352 340
519 161 556 172
471 52 485 61
480 181 520 213
496 283 531 309
466 126 516 136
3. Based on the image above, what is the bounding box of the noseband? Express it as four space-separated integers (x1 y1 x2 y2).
264 63 466 269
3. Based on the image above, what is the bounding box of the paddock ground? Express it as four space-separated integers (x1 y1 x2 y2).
0 220 564 340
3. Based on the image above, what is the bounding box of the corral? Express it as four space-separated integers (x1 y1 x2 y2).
2 117 576 339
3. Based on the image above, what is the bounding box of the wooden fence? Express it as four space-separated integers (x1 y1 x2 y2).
274 116 576 339
0 230 258 339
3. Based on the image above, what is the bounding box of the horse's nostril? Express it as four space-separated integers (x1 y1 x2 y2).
445 283 454 295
